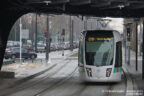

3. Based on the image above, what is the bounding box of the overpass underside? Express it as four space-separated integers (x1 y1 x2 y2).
0 0 144 69
2 0 144 17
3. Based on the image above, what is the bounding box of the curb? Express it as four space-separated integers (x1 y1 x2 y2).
3 60 15 65
66 50 78 57
0 71 15 78
123 65 134 96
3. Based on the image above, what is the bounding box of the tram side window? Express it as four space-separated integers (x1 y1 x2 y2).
78 41 84 64
115 41 122 67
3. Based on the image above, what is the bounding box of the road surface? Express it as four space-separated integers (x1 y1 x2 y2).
0 56 126 96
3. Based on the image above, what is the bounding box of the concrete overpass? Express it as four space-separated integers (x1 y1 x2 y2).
0 0 144 75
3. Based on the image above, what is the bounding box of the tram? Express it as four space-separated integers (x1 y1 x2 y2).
78 30 122 82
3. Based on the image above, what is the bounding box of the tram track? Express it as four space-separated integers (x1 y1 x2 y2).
33 67 78 96
106 70 127 96
32 67 88 96
68 84 87 96
0 58 74 96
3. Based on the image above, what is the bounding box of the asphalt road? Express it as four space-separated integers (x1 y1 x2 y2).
0 57 126 96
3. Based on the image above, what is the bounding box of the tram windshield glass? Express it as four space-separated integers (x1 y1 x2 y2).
85 31 114 66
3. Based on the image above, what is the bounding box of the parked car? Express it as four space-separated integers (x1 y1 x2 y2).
55 43 60 50
73 41 79 48
23 45 33 51
64 42 70 49
50 43 56 51
6 40 21 48
6 40 14 47
4 47 37 59
37 44 46 52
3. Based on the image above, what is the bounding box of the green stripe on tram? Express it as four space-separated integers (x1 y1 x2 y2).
113 68 116 73
82 67 85 72
113 67 122 73
119 67 122 72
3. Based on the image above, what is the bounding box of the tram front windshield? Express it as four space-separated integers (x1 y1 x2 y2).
85 32 114 66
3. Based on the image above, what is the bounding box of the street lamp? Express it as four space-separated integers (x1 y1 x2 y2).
124 23 132 65
20 18 22 64
45 14 55 64
35 13 38 53
62 29 65 56
45 14 50 64
70 16 74 51
134 18 140 71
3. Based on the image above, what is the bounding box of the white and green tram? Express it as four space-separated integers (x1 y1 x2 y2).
78 30 122 82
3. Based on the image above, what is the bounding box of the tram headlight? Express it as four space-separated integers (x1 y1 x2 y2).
106 68 112 77
86 68 92 77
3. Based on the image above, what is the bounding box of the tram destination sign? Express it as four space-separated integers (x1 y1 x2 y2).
88 37 111 41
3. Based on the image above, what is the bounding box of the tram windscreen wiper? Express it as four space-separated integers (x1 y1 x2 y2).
95 65 102 67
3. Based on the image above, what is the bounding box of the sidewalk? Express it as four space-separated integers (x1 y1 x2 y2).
122 47 144 92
